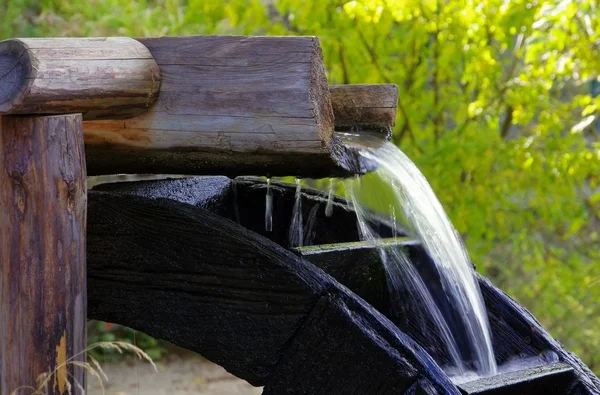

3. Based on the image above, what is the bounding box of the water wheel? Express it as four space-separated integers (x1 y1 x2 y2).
87 176 600 394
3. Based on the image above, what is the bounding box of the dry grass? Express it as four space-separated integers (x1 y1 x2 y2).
10 342 157 395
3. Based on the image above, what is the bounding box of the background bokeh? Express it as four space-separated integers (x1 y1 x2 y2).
2 0 599 372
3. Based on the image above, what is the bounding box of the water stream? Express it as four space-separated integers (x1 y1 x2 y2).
345 178 466 372
325 178 334 217
339 132 497 376
289 178 304 247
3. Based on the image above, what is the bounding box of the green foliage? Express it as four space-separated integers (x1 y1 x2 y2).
3 0 599 372
87 321 167 362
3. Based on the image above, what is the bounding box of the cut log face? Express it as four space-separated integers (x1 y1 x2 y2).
0 38 160 119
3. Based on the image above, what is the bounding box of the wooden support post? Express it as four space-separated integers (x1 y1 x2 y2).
0 114 87 395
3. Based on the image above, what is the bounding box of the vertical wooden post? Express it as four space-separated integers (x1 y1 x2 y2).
0 114 87 394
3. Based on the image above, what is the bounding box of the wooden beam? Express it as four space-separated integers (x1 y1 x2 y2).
0 37 160 120
0 114 87 395
82 36 343 177
330 84 398 132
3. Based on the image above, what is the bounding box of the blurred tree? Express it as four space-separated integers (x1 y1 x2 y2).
2 0 599 371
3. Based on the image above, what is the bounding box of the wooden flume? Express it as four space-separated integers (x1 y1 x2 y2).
1 36 397 177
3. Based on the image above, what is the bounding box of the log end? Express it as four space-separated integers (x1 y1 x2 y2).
0 39 34 114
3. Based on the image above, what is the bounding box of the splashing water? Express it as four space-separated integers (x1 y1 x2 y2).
289 178 304 247
265 177 273 232
340 133 497 376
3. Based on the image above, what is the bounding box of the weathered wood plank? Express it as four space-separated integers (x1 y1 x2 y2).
81 36 345 177
330 84 398 132
86 191 458 393
0 114 87 395
0 37 160 119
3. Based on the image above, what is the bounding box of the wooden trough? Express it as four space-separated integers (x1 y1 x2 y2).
1 34 598 395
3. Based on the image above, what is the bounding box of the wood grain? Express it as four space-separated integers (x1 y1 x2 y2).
0 114 87 395
330 84 398 132
81 36 350 177
0 37 160 119
86 191 458 393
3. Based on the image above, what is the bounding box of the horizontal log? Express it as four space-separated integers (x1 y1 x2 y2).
0 37 160 119
86 190 458 393
82 36 344 177
1 35 395 176
330 84 398 132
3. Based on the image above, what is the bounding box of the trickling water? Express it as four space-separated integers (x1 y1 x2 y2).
325 178 334 217
265 177 273 232
303 203 320 246
345 178 466 372
289 178 304 247
390 205 397 238
339 133 497 376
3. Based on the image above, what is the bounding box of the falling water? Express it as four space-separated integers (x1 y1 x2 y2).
265 177 273 232
303 203 320 246
289 178 304 247
345 178 465 372
325 178 335 217
389 204 397 238
340 133 497 376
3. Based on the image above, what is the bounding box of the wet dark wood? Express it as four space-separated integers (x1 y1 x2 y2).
91 175 405 248
457 362 574 394
0 38 160 119
86 191 458 393
296 240 600 394
0 114 87 395
330 84 398 132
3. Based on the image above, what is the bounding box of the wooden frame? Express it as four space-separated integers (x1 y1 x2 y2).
0 114 87 395
1 36 398 178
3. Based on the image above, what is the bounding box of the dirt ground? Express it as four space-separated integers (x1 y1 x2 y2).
88 354 262 395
